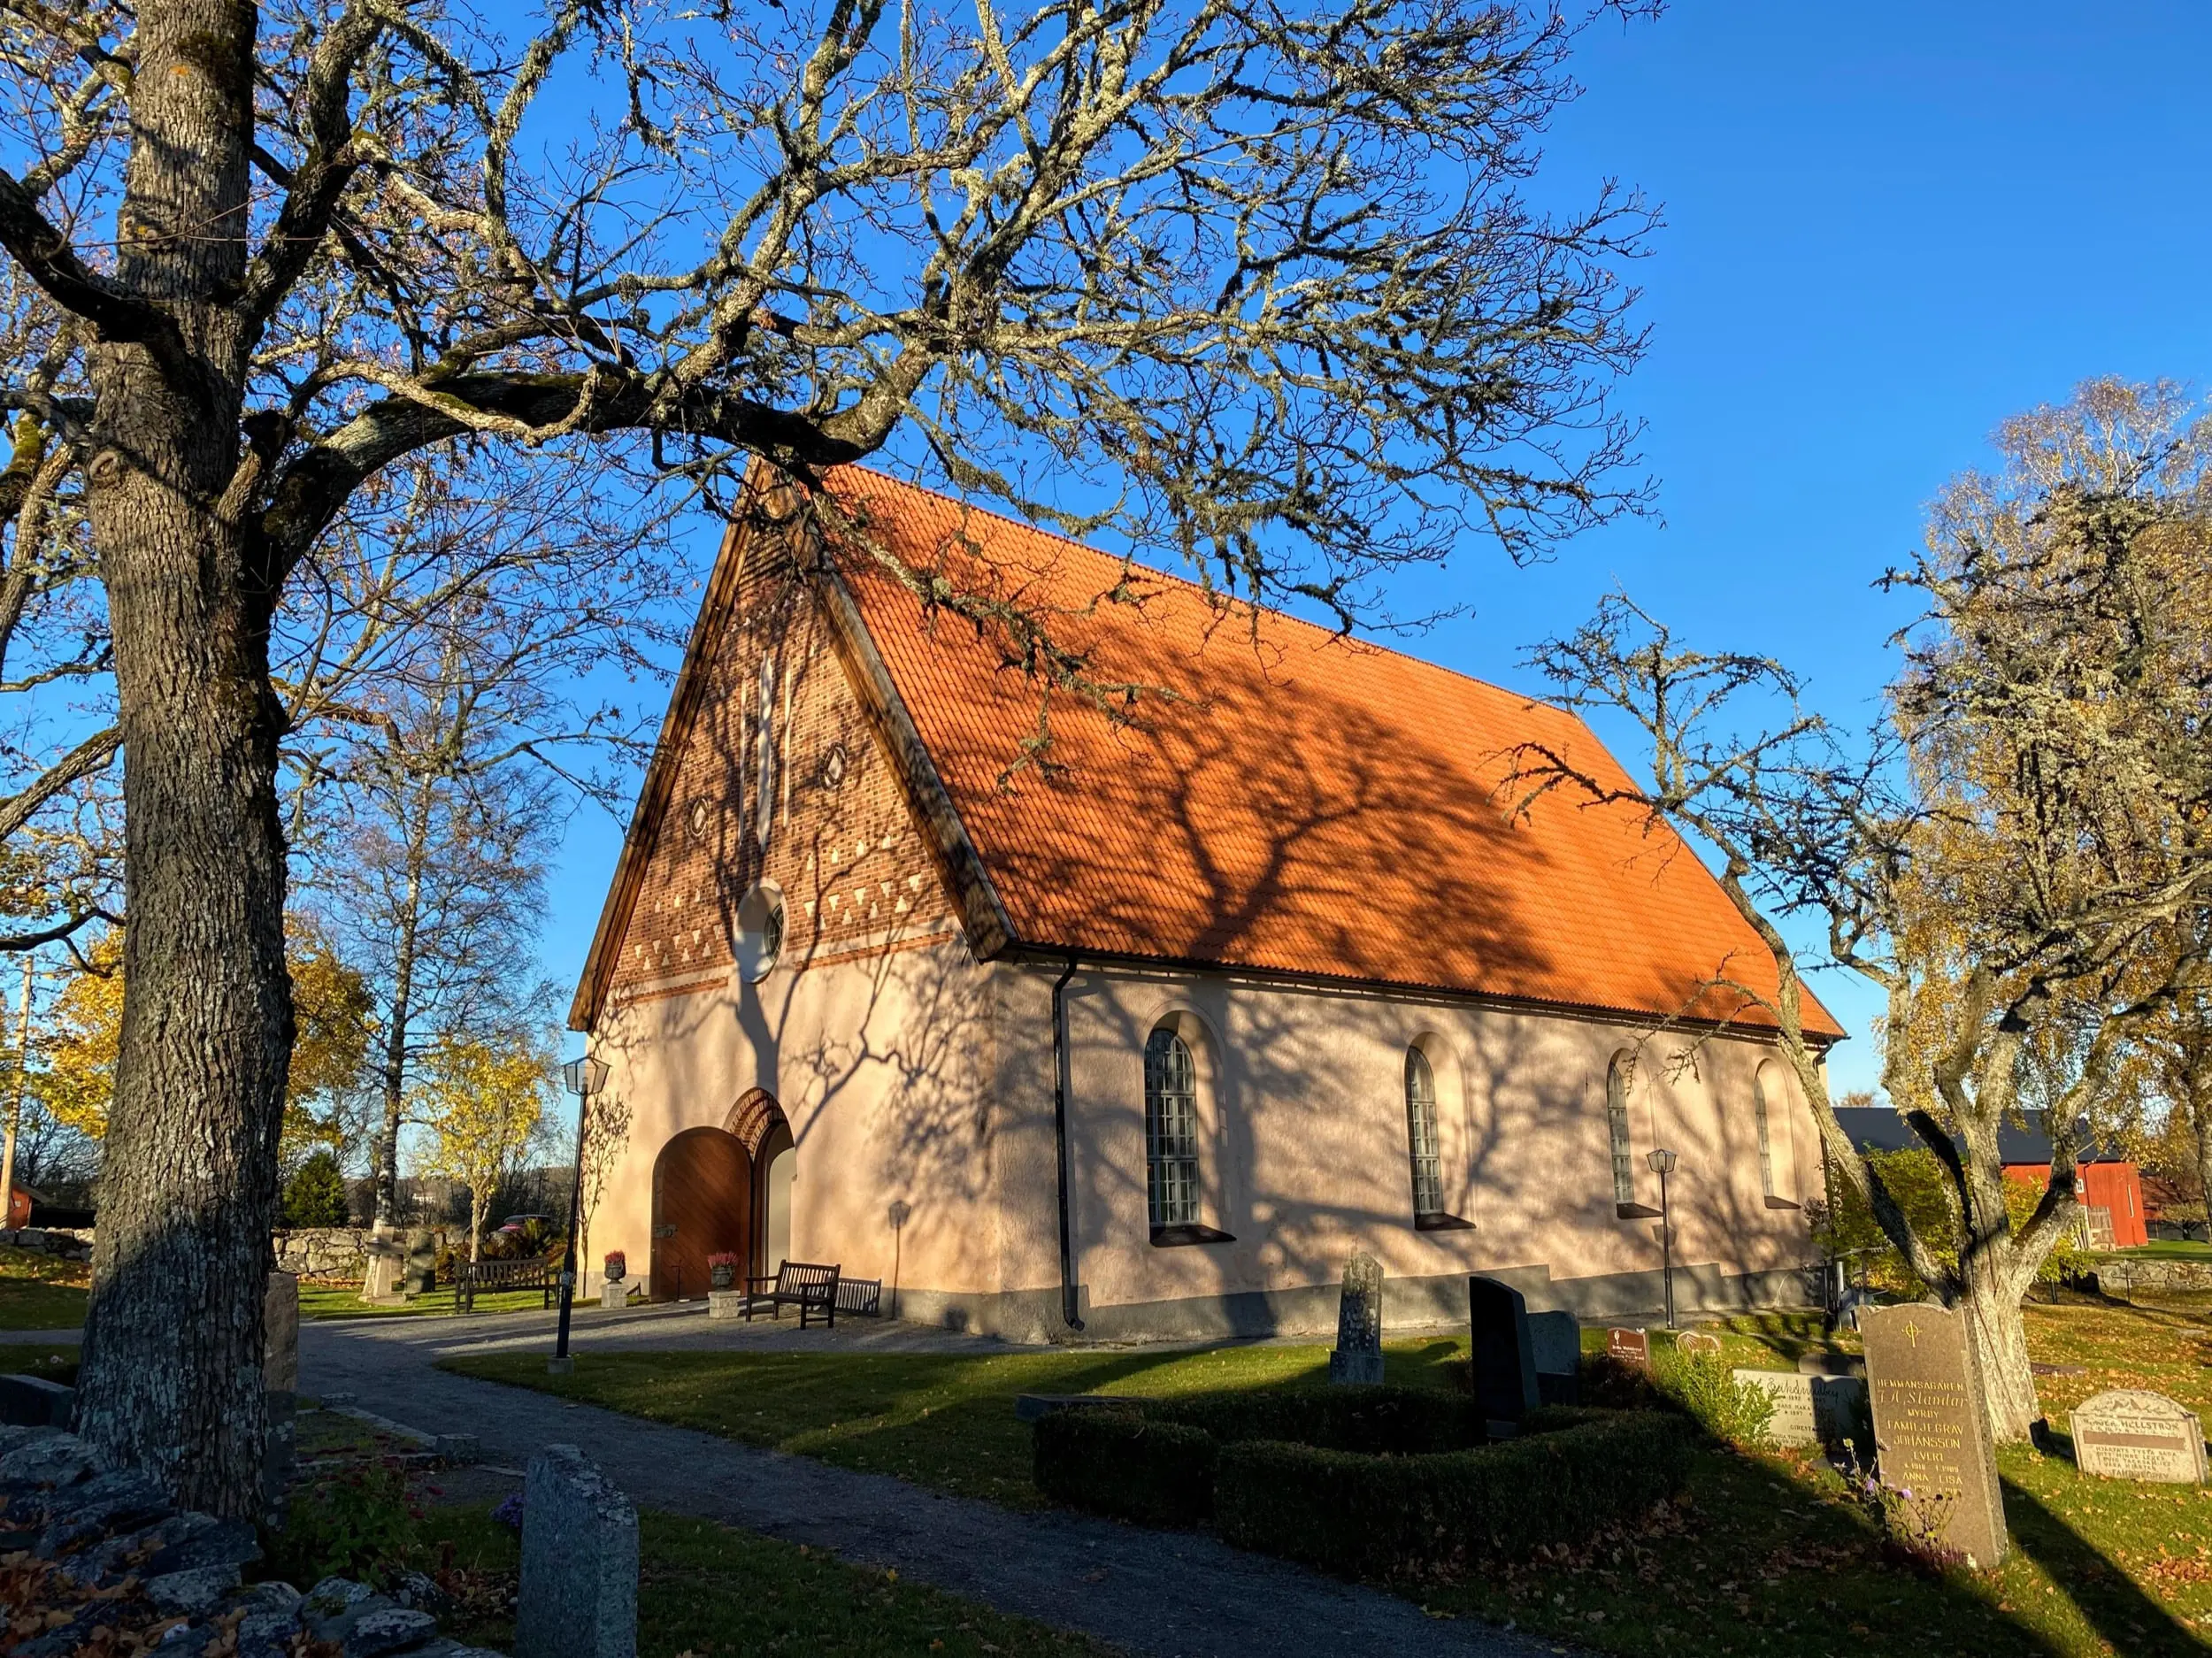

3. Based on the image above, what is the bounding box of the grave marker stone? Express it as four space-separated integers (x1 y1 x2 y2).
1467 1276 1540 1429
402 1229 438 1296
1527 1309 1581 1404
1678 1331 1723 1359
518 1444 637 1658
362 1227 403 1303
1733 1369 1869 1447
263 1270 299 1526
2070 1390 2207 1484
1328 1252 1385 1386
1606 1327 1650 1371
1861 1302 2008 1566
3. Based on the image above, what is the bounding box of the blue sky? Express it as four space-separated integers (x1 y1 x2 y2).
545 4 2212 1092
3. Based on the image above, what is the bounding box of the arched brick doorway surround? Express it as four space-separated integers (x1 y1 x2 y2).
650 1127 752 1301
726 1089 795 1278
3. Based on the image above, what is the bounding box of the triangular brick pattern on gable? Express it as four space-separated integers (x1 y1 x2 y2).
818 468 1842 1038
606 528 963 1010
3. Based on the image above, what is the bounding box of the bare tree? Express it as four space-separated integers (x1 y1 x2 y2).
0 0 1652 1508
1509 380 2212 1440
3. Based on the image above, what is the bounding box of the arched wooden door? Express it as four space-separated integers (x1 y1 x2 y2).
651 1127 753 1301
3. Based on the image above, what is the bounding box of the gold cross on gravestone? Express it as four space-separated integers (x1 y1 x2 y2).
1903 1319 1920 1348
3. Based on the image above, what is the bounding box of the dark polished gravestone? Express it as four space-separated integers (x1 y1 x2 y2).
1328 1251 1386 1386
1468 1276 1540 1431
1861 1301 2008 1567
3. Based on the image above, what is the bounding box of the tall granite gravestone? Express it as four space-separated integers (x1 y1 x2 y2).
402 1229 439 1296
1527 1310 1581 1405
2070 1390 2208 1484
1468 1276 1540 1430
263 1269 299 1526
518 1445 638 1658
361 1219 405 1304
1861 1302 2008 1566
1329 1252 1385 1386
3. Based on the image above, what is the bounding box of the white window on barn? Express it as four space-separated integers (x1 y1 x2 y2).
1606 1055 1636 1207
1405 1047 1443 1220
1144 1027 1201 1230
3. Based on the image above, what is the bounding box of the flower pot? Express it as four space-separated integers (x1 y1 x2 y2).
710 1264 736 1291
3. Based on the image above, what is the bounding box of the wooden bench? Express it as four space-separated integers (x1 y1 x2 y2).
836 1277 883 1318
741 1261 842 1328
454 1253 560 1314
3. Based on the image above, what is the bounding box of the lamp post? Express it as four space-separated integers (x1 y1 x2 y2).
1647 1147 1679 1330
553 1053 610 1374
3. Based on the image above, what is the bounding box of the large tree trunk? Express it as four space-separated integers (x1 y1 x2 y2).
2189 1082 2212 1242
1958 1247 2042 1442
68 0 286 1518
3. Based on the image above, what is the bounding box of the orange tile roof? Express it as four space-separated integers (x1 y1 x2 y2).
824 469 1845 1040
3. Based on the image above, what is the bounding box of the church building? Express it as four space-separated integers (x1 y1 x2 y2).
567 466 1843 1340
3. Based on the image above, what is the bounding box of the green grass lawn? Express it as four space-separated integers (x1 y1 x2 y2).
2118 1241 2212 1260
299 1283 572 1320
0 1342 79 1384
0 1245 88 1329
420 1503 1116 1658
449 1301 2212 1658
446 1336 1469 1508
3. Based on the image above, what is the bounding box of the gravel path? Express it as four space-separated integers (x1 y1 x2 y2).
302 1312 1568 1658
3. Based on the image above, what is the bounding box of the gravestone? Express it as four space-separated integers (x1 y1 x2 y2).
1328 1252 1385 1386
2070 1390 2208 1484
518 1445 637 1658
361 1229 404 1304
1527 1309 1581 1405
1606 1327 1651 1372
1861 1301 2008 1566
1467 1276 1540 1429
1733 1369 1870 1447
402 1229 439 1296
0 1372 73 1427
1678 1331 1723 1359
263 1270 299 1526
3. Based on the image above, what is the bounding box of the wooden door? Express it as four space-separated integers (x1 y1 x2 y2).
651 1128 753 1301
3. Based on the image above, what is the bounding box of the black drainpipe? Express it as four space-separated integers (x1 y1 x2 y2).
1051 956 1085 1332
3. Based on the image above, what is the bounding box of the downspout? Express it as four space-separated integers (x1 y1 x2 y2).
1051 957 1085 1332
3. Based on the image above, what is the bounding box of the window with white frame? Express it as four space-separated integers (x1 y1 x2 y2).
1606 1055 1636 1206
1144 1027 1201 1229
1405 1047 1443 1219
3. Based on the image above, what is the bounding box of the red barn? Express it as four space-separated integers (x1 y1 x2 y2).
1834 1108 2147 1249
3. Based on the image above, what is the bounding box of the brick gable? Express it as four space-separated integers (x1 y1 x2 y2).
604 526 963 1011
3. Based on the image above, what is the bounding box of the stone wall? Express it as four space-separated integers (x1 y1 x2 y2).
273 1226 377 1279
0 1424 503 1658
0 1226 92 1262
2092 1254 2212 1295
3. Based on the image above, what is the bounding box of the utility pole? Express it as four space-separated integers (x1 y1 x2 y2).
1 953 33 1229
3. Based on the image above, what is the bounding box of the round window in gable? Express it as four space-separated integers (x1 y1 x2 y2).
735 881 786 982
687 798 710 842
819 742 849 791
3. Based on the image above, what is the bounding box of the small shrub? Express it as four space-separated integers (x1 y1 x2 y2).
267 1458 424 1586
1654 1347 1776 1450
1213 1411 1694 1577
1857 1475 1967 1575
1033 1409 1217 1525
281 1151 352 1229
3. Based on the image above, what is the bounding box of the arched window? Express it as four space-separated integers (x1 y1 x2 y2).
1405 1047 1443 1219
1144 1027 1200 1229
1753 1068 1777 1200
1605 1055 1636 1206
754 654 779 848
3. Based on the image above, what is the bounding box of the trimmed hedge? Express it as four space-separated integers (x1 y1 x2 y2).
1212 1410 1696 1577
1033 1409 1217 1525
1147 1385 1488 1455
